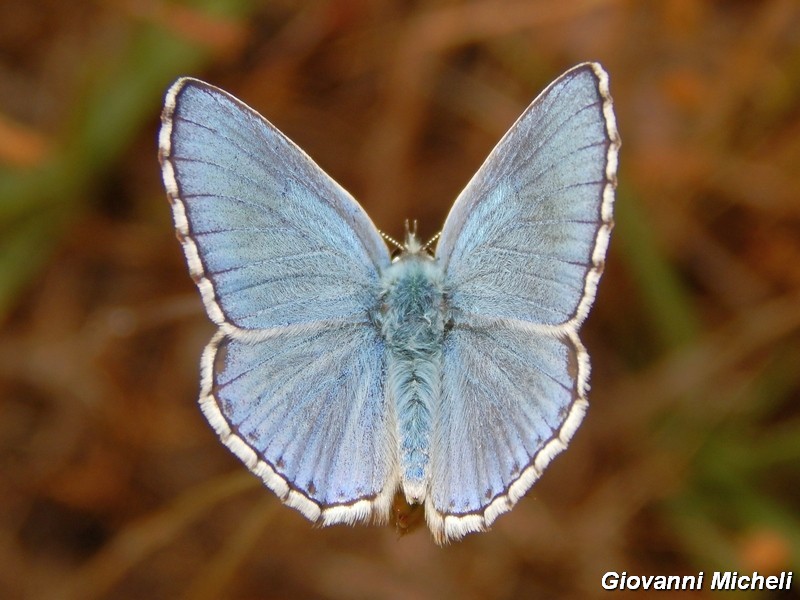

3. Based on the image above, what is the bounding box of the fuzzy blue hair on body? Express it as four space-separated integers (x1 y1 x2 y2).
374 232 447 503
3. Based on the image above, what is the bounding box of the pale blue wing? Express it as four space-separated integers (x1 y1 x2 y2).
200 323 397 523
427 322 588 540
159 78 397 524
436 62 619 327
159 77 391 330
428 63 619 541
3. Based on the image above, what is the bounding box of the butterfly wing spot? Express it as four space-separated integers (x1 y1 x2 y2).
565 340 580 379
211 339 228 375
594 258 606 276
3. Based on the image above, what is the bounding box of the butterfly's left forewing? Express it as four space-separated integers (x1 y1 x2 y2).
428 63 619 541
437 63 618 328
160 78 398 525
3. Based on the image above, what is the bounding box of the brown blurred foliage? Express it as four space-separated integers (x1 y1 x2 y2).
1 1 799 598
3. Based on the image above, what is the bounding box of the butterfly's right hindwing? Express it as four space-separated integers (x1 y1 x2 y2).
201 324 397 524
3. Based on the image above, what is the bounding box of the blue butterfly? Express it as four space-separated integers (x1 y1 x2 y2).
159 62 619 544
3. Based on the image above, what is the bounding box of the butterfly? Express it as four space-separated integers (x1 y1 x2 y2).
158 62 619 544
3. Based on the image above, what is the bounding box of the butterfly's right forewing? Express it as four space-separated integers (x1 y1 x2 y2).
160 78 391 330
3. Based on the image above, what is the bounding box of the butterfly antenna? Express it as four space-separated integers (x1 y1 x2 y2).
422 231 441 251
380 229 405 252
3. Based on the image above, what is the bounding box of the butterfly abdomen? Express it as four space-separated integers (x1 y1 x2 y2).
377 254 446 503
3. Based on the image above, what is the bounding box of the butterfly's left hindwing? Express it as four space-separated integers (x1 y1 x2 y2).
427 323 588 541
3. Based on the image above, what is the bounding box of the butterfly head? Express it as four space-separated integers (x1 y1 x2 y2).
403 222 424 255
382 220 437 261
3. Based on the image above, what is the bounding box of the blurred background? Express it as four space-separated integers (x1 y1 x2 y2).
1 0 799 598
